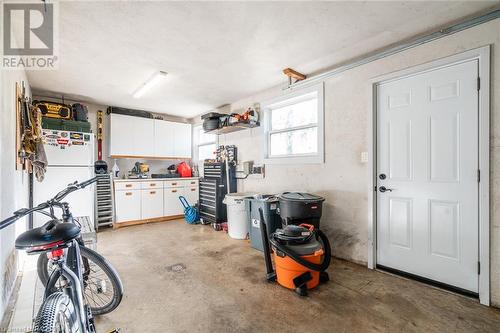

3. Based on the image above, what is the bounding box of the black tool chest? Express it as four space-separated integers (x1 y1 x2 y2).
199 162 236 224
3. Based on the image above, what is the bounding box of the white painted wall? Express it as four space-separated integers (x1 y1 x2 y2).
194 18 500 306
0 69 31 318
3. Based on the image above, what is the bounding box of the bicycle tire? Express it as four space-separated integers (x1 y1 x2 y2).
37 246 123 315
33 292 79 333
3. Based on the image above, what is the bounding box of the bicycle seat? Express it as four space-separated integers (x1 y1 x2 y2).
15 219 81 253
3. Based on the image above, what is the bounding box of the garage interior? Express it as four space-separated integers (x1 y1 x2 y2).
1 1 500 333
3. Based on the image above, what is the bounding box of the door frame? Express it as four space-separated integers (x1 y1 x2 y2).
367 45 491 305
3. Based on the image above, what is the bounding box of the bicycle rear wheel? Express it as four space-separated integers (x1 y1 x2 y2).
38 246 123 315
33 292 79 333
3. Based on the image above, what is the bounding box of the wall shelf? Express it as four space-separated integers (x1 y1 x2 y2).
206 121 260 135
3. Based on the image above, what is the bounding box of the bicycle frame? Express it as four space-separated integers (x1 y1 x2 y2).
41 201 95 332
45 240 88 332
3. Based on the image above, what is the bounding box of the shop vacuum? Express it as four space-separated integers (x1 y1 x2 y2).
258 195 332 296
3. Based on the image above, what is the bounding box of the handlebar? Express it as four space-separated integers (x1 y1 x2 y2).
0 176 99 230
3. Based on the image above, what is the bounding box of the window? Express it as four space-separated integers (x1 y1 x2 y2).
263 84 324 164
193 125 217 162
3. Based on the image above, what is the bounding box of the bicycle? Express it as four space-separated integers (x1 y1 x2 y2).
0 175 122 332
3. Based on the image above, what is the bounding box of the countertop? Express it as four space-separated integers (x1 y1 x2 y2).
113 177 199 182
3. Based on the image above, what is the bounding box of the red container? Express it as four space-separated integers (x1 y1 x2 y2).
177 162 192 178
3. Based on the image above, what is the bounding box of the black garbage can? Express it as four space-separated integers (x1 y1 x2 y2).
245 195 281 252
278 192 325 228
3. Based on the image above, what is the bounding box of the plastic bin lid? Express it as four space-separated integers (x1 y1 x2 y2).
279 192 325 203
245 194 279 202
224 192 257 204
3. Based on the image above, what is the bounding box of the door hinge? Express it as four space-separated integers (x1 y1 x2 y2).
477 169 480 183
478 261 481 275
477 77 481 91
374 186 377 192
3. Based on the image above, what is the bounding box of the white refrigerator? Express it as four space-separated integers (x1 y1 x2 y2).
34 129 95 228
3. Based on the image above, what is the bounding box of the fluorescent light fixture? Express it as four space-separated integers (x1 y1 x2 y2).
132 71 168 98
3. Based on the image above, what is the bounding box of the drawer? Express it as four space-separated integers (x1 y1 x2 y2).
186 179 199 187
164 179 185 188
115 182 140 191
140 181 163 189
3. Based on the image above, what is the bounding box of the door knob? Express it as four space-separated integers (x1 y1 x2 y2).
379 186 393 193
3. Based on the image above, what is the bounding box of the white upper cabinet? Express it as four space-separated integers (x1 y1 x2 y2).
173 122 192 158
109 113 133 156
154 120 175 157
110 113 154 157
133 116 155 157
110 113 191 159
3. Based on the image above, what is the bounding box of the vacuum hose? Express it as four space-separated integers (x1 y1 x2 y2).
269 228 331 272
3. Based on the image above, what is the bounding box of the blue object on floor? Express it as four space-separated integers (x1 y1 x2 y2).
179 196 199 224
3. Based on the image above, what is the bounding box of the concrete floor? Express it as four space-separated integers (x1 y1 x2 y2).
95 220 500 333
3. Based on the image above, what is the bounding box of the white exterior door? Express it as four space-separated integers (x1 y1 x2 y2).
376 60 479 292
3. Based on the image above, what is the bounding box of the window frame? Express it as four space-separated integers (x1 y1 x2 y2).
193 125 217 162
262 83 325 164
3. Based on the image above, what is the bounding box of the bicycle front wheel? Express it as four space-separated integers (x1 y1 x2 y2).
33 292 79 333
38 246 123 315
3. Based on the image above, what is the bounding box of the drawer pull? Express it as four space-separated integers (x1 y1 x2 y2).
125 184 132 188
191 188 196 192
150 183 156 187
190 181 196 184
172 182 177 185
150 191 156 194
125 192 132 196
172 189 177 193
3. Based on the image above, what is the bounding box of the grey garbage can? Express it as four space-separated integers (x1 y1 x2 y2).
245 195 282 252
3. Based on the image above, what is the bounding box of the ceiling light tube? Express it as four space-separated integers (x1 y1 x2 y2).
132 71 168 98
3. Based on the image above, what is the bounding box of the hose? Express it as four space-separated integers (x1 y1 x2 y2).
269 229 331 272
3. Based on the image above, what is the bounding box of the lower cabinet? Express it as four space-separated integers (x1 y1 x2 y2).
141 189 164 220
114 179 199 224
115 190 141 222
164 187 184 216
183 186 199 206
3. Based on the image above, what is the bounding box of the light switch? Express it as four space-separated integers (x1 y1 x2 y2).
360 151 368 163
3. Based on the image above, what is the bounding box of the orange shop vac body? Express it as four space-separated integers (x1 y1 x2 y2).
259 203 331 296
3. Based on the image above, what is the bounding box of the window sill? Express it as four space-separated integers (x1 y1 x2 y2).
264 154 324 165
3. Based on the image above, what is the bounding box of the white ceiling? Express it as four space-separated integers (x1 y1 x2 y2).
27 1 499 118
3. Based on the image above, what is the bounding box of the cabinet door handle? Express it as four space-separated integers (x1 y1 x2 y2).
172 189 177 193
150 191 156 194
125 184 132 188
125 192 132 196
